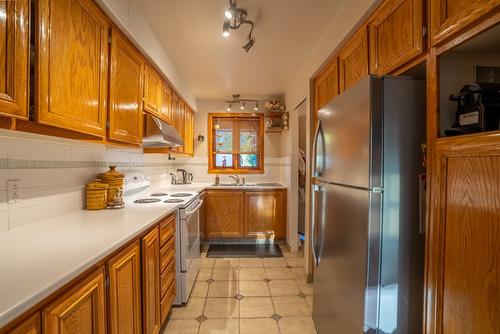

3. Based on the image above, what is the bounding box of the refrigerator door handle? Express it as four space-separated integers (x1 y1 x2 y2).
312 120 325 177
311 184 321 266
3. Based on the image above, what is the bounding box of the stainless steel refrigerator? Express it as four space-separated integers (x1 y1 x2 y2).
312 75 425 334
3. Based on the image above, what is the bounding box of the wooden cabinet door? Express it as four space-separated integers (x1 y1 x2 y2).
314 58 339 112
338 27 369 93
43 268 106 334
0 0 29 119
142 227 161 334
183 107 194 156
10 314 40 334
160 82 173 124
174 99 186 154
107 241 142 334
108 28 144 145
426 134 500 334
369 0 424 74
143 65 161 116
205 190 244 238
244 190 286 239
37 0 109 137
429 0 499 46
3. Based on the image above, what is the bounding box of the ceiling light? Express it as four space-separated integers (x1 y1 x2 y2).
240 102 245 110
221 0 255 52
254 102 259 111
222 21 230 38
227 104 232 111
242 36 255 52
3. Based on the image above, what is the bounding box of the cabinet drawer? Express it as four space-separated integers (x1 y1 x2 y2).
160 237 175 272
160 281 176 325
160 259 175 298
160 214 176 246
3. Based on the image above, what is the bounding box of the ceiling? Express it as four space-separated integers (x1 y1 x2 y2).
136 0 347 99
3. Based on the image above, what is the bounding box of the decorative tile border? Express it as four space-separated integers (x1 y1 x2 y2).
0 158 177 169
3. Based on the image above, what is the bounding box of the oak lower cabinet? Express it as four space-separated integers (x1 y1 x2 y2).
429 0 500 46
314 58 339 112
205 190 245 238
244 190 286 239
141 227 161 334
42 268 106 334
107 241 142 334
338 27 369 93
108 28 144 146
37 0 109 137
0 0 29 119
9 314 40 334
368 0 424 74
143 65 162 117
159 215 176 324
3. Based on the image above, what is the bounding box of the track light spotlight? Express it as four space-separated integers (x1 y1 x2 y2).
222 20 230 38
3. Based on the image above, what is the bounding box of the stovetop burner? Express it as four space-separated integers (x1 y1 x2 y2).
134 198 161 204
151 192 168 197
164 199 184 203
170 193 192 198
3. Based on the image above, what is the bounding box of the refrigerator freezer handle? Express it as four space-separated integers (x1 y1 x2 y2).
312 120 321 177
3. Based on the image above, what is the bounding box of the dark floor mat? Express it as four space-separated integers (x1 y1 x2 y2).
207 244 283 258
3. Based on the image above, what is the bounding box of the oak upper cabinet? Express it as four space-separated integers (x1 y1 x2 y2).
0 0 29 119
244 190 286 239
108 28 144 146
9 314 40 334
314 58 339 112
174 99 186 154
107 241 142 334
429 0 500 46
160 82 173 124
43 268 106 334
37 0 109 137
142 227 161 334
338 27 369 92
205 190 244 238
369 0 424 74
183 107 194 156
143 65 162 117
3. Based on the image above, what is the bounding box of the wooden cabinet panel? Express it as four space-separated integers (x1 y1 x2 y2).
9 314 40 334
108 28 144 145
429 0 499 46
205 190 244 238
143 65 161 116
160 282 175 325
37 0 109 137
183 107 194 156
107 241 142 334
0 0 29 119
174 99 186 154
314 58 339 111
339 27 369 92
160 82 173 124
159 213 176 247
141 227 161 334
369 0 424 74
426 134 500 334
43 268 106 334
244 190 286 239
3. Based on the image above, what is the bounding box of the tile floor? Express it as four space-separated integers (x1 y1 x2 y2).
163 247 317 334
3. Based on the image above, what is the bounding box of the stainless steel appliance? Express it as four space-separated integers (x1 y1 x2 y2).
312 75 425 334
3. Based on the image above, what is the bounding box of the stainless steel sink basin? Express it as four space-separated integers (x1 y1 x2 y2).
253 183 283 187
211 183 247 187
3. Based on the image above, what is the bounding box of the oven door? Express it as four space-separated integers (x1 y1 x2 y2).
181 198 202 301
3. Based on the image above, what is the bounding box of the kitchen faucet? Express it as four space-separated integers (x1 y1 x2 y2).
229 175 240 185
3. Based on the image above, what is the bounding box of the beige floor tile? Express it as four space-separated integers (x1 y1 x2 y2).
214 258 238 268
289 267 307 281
240 318 280 334
239 297 275 318
265 267 294 280
191 282 210 297
204 297 239 319
170 297 205 319
263 257 287 267
305 295 313 311
200 257 216 268
197 268 213 281
279 316 317 334
212 268 238 281
285 257 305 268
272 296 311 316
199 319 239 334
297 281 314 295
239 267 266 280
162 319 199 334
208 280 238 298
268 280 300 296
238 258 264 267
239 280 270 297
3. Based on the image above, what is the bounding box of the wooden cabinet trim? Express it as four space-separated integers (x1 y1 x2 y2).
141 226 161 334
8 313 40 334
314 58 339 111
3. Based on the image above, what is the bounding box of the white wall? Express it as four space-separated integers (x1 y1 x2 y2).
96 0 197 109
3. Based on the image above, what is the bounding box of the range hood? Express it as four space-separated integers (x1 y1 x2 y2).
142 114 184 148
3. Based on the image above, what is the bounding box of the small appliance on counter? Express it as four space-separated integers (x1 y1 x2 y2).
170 169 194 185
445 82 500 136
99 166 125 209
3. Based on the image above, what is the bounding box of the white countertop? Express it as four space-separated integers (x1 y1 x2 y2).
0 181 286 328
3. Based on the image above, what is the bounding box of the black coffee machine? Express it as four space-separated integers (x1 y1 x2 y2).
445 82 500 136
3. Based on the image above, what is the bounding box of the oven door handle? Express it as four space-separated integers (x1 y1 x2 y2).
185 199 203 217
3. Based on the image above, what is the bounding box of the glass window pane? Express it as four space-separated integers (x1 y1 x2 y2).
240 131 257 152
215 129 232 153
215 154 233 167
239 154 258 168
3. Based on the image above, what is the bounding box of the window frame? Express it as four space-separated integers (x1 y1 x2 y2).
207 113 265 174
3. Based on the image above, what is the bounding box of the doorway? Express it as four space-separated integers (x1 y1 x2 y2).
296 100 307 242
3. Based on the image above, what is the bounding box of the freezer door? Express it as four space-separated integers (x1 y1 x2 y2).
312 182 372 334
316 75 382 189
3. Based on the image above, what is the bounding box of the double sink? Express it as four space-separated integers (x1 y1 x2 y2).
211 182 283 187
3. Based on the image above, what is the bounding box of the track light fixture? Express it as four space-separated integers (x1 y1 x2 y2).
225 94 261 112
221 0 256 52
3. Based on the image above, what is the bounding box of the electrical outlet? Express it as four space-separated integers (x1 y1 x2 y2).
7 179 21 204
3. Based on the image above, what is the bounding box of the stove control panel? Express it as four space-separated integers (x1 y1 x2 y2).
123 172 151 194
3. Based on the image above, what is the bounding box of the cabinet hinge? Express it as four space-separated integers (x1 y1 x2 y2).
422 26 428 38
106 276 110 287
106 121 110 129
